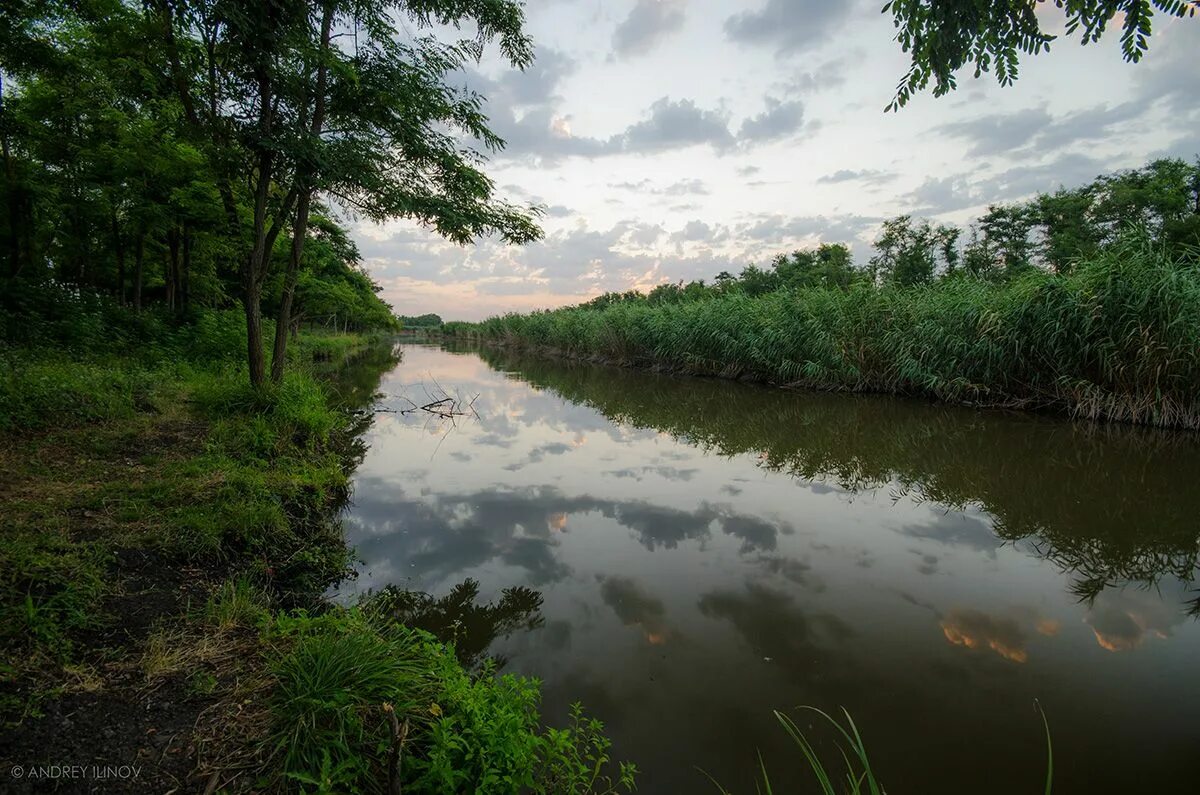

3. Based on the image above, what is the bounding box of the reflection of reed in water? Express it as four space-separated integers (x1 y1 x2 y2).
475 345 1200 611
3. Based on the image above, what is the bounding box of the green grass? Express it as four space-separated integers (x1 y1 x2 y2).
467 234 1200 428
267 611 434 791
710 704 1053 795
204 576 272 630
264 604 638 794
0 305 372 719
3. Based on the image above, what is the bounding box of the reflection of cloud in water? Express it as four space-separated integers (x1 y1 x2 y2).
804 481 846 496
529 442 572 462
900 510 1000 554
1035 617 1061 636
699 583 853 676
940 609 1029 663
346 481 796 591
474 432 515 449
721 514 787 553
603 466 700 482
598 575 672 645
537 619 573 651
1085 585 1189 652
756 555 824 591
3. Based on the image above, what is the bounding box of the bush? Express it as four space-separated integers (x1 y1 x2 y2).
266 607 637 795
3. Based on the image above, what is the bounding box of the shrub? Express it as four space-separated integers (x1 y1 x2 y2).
266 608 637 795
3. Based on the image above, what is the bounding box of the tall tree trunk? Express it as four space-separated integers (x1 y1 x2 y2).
243 263 266 386
166 227 180 311
270 2 333 384
70 205 86 285
160 0 298 388
112 210 126 305
1 72 21 277
133 232 144 312
271 192 310 383
181 223 191 310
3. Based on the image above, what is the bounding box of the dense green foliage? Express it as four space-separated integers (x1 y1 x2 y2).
455 160 1200 428
467 233 1200 427
265 606 636 794
884 0 1198 108
398 313 445 329
1 0 541 386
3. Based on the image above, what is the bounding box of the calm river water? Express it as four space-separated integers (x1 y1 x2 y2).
332 342 1200 793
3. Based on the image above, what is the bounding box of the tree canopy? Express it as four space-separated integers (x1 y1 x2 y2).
1 0 543 385
885 0 1198 108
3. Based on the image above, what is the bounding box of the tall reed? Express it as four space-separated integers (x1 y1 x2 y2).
467 234 1200 428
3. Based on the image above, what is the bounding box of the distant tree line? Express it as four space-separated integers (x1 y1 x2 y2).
581 158 1200 309
397 313 444 329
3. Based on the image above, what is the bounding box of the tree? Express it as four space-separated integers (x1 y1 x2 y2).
1036 187 1100 274
962 226 1000 279
977 203 1036 276
1089 158 1200 249
736 263 781 296
884 0 1199 109
398 313 444 328
771 243 861 289
153 0 543 386
647 281 686 305
933 224 961 276
870 215 937 286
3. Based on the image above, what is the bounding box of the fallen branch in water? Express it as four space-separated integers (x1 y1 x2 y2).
376 380 480 420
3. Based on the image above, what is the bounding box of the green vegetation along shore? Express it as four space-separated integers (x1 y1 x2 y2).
0 289 635 793
450 160 1200 429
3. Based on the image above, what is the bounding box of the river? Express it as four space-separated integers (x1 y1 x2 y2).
332 341 1200 793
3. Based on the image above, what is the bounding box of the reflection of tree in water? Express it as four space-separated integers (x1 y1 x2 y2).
475 346 1200 610
366 578 544 670
311 343 407 473
320 342 405 410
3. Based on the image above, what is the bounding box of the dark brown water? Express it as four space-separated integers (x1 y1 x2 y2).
333 342 1200 794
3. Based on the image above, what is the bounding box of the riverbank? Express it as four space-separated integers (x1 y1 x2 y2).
453 236 1200 429
0 294 634 792
0 303 374 789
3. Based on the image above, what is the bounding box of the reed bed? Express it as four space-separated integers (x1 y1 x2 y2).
464 236 1200 428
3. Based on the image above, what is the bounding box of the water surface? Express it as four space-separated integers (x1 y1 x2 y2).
334 343 1200 793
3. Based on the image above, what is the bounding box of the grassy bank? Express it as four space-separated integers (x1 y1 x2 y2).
0 288 634 792
458 236 1200 428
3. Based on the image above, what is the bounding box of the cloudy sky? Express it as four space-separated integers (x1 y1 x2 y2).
355 0 1199 320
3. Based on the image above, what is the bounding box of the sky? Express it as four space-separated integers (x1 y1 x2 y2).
354 0 1200 321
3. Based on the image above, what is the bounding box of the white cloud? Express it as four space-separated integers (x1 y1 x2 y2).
348 1 1199 319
